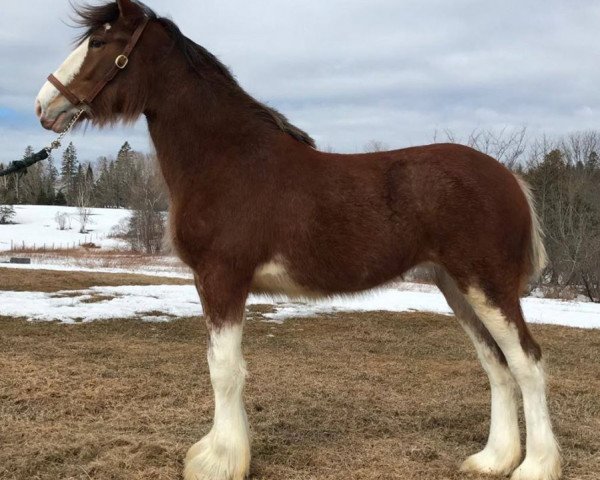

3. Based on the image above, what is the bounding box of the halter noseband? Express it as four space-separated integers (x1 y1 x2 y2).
47 17 150 114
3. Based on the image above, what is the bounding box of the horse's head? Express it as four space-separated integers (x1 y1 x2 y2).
35 0 159 132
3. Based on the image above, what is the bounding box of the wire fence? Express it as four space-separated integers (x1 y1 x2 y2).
7 233 111 252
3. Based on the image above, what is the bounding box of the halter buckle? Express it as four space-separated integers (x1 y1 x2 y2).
115 55 129 69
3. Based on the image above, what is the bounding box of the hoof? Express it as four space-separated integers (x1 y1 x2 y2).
184 431 250 480
510 456 562 480
461 447 521 477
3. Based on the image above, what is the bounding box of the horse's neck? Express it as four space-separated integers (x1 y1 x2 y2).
144 67 286 189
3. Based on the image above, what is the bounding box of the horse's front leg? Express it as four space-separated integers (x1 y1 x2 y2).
184 271 250 480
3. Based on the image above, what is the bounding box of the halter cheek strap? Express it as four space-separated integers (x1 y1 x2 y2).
47 16 150 115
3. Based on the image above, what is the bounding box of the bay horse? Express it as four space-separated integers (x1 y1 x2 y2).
35 1 561 479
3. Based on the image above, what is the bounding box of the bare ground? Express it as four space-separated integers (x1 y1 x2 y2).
0 309 599 480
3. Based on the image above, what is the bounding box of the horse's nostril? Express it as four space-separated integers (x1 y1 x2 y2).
35 100 42 118
39 114 54 130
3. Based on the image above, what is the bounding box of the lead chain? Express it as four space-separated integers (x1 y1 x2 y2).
45 108 86 153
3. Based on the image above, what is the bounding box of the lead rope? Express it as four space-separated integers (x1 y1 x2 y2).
0 108 85 178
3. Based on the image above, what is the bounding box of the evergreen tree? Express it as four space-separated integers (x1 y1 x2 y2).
61 142 79 204
55 190 67 206
108 160 117 206
0 163 9 204
86 163 95 186
44 154 59 205
85 163 95 204
75 163 85 192
93 157 113 207
588 151 599 171
115 142 133 208
20 146 45 205
13 146 35 203
73 162 93 210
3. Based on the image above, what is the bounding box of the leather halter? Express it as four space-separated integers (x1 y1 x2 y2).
47 17 150 115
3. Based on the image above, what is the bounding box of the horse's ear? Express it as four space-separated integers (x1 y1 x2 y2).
117 0 143 20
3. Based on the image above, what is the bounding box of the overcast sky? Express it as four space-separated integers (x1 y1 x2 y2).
1 0 598 162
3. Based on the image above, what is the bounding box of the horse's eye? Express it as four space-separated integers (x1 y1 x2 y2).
89 39 106 49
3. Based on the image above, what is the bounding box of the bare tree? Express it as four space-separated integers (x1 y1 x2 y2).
437 127 528 169
559 131 600 168
77 206 93 234
525 136 600 301
0 205 16 224
364 140 389 153
75 178 94 234
55 212 70 231
124 155 168 254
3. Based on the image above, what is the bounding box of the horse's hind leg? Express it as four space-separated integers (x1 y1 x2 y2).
184 269 251 480
433 267 521 476
465 285 561 480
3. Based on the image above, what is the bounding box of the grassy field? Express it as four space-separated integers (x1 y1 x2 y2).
2 249 191 278
1 305 599 479
0 268 191 293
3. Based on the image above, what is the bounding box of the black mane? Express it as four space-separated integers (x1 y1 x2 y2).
73 2 316 147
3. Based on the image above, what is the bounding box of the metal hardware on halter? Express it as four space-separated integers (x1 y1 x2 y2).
115 55 129 69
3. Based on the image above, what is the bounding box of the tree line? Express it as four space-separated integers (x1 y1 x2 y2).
522 132 600 302
2 131 600 299
0 141 165 209
366 129 600 302
0 141 168 254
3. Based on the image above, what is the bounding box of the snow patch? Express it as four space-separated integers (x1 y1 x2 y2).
0 205 130 251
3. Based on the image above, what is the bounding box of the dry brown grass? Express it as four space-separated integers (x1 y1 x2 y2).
0 310 598 480
0 268 192 293
2 249 191 276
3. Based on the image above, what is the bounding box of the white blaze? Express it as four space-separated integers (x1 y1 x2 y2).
36 38 90 113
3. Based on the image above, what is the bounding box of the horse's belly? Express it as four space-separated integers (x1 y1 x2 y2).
250 260 326 298
250 255 410 298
